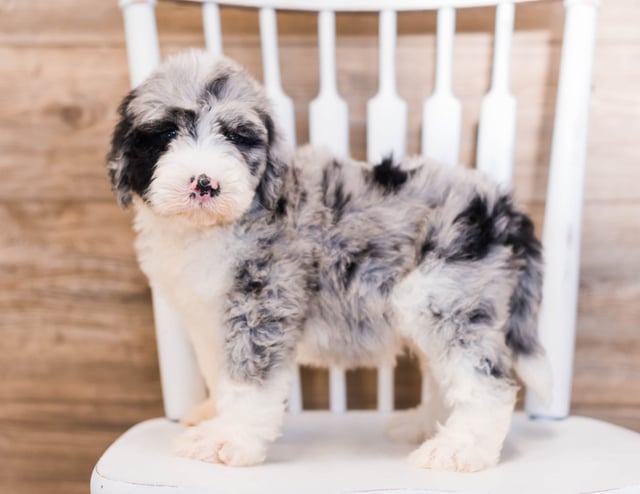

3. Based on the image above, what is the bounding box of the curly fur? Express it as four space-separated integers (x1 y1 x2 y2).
107 50 550 471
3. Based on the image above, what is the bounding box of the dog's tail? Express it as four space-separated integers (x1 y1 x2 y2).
514 351 552 406
498 199 552 405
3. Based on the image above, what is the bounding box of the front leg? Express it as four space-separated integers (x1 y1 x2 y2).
179 397 217 427
175 245 307 466
175 367 294 466
179 307 225 426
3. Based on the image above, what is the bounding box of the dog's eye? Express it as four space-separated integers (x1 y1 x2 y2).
154 127 178 142
135 125 179 150
226 132 256 147
164 128 178 139
223 127 262 148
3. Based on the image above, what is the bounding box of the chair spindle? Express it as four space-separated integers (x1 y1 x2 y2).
421 7 462 166
329 367 347 413
259 8 297 147
202 2 223 57
377 366 394 412
526 0 600 419
476 1 517 187
120 0 161 88
367 10 407 163
309 11 349 157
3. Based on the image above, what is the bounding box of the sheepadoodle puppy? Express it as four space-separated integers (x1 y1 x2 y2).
108 50 550 472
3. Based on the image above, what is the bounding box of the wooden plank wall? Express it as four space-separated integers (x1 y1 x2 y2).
0 1 638 493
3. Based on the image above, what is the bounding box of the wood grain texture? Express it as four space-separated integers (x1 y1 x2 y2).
0 1 638 493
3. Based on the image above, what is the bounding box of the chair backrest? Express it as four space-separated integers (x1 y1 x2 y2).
118 0 600 420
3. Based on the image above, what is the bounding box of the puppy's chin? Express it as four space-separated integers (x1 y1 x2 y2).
163 202 249 228
146 188 254 228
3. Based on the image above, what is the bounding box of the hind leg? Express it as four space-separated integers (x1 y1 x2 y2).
392 259 519 472
406 352 517 472
385 356 449 444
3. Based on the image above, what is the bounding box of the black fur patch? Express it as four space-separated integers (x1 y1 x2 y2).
306 260 321 293
441 193 543 357
338 242 384 290
322 166 352 223
218 118 267 179
493 195 543 356
448 195 495 261
108 94 137 202
275 197 288 217
321 168 330 198
108 101 197 204
342 256 361 289
332 180 351 222
505 317 535 354
234 257 271 295
372 156 409 193
477 358 506 379
259 111 276 146
493 195 542 260
253 114 286 212
255 154 287 212
167 108 197 137
419 228 437 262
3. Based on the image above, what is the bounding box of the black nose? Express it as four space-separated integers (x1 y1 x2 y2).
197 174 211 191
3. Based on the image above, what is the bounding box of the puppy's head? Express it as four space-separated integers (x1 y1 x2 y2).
108 50 288 227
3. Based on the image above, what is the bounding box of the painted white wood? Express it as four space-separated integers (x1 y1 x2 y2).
525 0 600 420
92 412 640 494
119 0 205 421
367 10 408 163
421 7 462 166
288 365 303 413
309 10 349 157
376 366 394 412
119 0 161 88
180 0 546 12
202 2 223 57
476 2 516 187
329 367 347 413
259 7 296 147
151 288 206 421
116 0 610 471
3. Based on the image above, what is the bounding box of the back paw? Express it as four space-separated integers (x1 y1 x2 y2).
408 433 500 472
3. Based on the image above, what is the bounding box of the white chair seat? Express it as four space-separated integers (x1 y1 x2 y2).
91 411 640 494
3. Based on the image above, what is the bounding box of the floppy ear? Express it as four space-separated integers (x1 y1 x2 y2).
107 90 136 208
255 112 290 211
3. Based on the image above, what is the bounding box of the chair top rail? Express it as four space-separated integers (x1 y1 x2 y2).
150 0 552 11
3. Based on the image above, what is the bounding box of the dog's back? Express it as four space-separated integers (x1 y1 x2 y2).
290 148 546 391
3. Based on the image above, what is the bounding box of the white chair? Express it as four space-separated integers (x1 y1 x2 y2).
92 1 640 493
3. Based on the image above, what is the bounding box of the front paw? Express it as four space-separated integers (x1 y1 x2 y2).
174 418 267 466
408 434 500 472
180 398 217 426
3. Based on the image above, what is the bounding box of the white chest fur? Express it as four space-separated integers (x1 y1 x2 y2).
132 203 239 393
132 203 237 329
